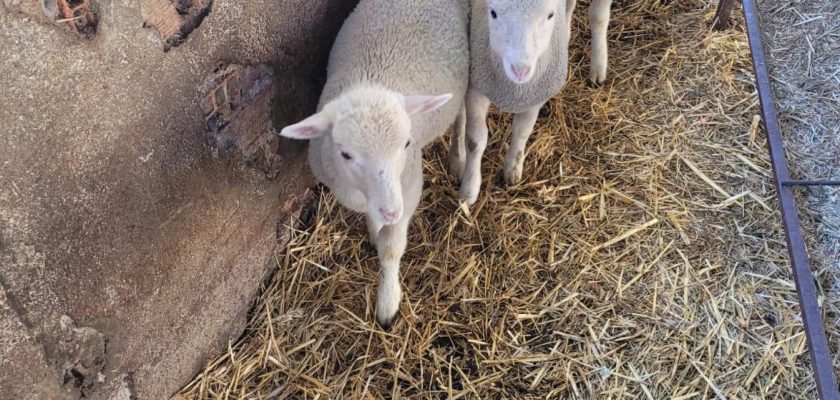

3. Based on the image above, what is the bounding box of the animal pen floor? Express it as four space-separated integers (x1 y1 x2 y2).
177 1 835 398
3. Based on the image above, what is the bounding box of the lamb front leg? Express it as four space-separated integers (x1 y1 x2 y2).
373 215 408 329
459 90 492 205
589 0 612 85
504 104 541 186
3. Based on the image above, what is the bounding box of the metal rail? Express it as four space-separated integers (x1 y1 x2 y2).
783 180 840 187
741 0 840 398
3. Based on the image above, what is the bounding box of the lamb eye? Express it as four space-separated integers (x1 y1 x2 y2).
341 151 352 161
405 140 411 149
490 9 497 19
548 12 555 20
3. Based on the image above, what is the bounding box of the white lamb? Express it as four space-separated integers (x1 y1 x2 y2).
280 0 469 327
451 0 612 204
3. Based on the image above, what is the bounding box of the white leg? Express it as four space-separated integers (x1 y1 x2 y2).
565 0 577 46
374 218 408 328
448 105 467 179
589 0 611 85
374 169 421 329
459 90 492 205
367 216 382 241
503 104 541 186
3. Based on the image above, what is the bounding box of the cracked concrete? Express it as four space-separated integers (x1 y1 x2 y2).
0 0 358 398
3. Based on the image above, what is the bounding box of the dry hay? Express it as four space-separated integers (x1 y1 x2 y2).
176 0 827 398
758 0 840 350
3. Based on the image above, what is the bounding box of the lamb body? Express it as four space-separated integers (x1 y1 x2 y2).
455 0 612 204
281 0 470 327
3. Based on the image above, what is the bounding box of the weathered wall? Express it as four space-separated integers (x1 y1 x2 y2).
0 1 357 398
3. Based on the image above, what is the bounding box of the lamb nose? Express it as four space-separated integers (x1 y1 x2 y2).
380 208 401 222
513 64 531 80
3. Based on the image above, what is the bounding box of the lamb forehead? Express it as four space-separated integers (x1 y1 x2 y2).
488 0 558 13
331 94 410 151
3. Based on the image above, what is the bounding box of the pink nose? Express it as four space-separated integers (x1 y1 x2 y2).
380 208 401 224
511 64 531 81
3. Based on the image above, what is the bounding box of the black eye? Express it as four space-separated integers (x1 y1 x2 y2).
490 9 497 19
548 12 555 20
405 140 411 149
341 151 352 161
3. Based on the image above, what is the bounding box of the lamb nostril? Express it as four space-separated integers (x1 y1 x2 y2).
379 208 401 221
514 65 531 79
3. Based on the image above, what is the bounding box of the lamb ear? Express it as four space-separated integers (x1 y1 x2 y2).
279 112 332 140
403 93 454 116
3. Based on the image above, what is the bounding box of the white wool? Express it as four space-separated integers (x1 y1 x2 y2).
468 0 612 111
469 0 575 113
281 0 470 327
456 0 612 204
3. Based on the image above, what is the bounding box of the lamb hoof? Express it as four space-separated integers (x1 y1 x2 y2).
376 306 399 331
504 151 525 186
377 314 396 331
376 281 401 330
448 155 465 181
589 67 608 87
504 165 523 186
459 181 480 206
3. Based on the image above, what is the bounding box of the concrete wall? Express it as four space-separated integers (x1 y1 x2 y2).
0 1 357 398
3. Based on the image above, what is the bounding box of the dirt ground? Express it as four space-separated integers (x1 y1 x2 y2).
175 0 837 398
758 0 840 359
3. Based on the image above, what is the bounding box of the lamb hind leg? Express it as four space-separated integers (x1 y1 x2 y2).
448 105 467 179
589 0 612 85
565 0 578 31
367 216 382 243
504 104 541 186
367 210 382 238
459 90 492 205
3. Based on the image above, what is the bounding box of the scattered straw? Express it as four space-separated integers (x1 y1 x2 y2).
592 218 659 251
176 0 826 398
680 157 731 198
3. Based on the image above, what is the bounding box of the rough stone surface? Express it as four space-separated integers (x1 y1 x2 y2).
0 284 64 400
0 0 358 399
199 63 284 179
141 0 212 51
2 0 98 40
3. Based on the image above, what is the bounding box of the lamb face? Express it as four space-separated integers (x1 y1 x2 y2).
483 0 565 84
330 91 411 226
280 87 451 227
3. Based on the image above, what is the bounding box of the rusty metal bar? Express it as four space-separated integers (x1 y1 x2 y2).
714 0 736 30
742 0 840 398
783 180 840 187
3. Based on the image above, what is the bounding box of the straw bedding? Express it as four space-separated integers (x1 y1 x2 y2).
176 0 829 398
758 0 840 361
